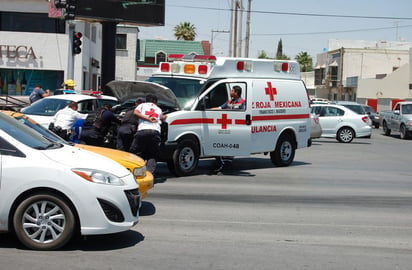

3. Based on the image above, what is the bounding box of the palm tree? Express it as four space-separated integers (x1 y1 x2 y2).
295 51 313 72
174 22 197 41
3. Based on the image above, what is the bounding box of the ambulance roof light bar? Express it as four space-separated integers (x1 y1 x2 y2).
167 54 216 63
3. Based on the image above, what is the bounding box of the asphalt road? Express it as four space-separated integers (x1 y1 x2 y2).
1 128 412 270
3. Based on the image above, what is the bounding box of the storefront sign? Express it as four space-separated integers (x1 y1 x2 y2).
0 45 37 60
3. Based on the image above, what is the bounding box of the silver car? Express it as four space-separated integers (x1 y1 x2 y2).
311 104 372 143
310 113 322 139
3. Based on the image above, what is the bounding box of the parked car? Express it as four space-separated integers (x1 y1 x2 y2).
20 94 119 128
310 113 322 139
0 112 140 250
379 101 412 139
1 110 153 199
334 101 367 115
311 104 372 143
361 104 380 128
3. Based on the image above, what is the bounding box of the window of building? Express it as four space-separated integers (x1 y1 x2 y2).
155 51 166 64
0 12 65 33
116 34 127 50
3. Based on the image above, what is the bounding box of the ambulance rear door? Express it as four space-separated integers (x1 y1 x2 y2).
194 80 251 157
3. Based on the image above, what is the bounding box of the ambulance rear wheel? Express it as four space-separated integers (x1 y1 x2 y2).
270 134 295 167
171 139 199 177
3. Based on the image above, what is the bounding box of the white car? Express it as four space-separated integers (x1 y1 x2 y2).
311 104 372 143
0 113 140 250
21 94 119 128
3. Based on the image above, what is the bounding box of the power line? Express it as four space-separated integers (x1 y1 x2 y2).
169 4 412 21
252 24 412 36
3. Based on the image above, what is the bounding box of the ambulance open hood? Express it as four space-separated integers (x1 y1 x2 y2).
104 80 181 111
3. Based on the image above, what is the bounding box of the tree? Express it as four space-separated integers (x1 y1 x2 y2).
275 39 290 60
174 22 197 41
295 51 313 72
258 50 270 59
276 39 283 59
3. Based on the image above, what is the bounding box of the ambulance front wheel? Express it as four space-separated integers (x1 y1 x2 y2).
169 139 200 177
270 134 296 167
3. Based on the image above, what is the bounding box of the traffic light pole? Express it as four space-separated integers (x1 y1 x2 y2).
101 21 117 89
67 22 75 80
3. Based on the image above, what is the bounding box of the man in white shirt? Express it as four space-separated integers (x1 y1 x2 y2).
133 94 167 173
50 101 88 140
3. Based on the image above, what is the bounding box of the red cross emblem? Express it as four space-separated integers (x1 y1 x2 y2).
217 113 232 129
265 82 277 101
145 108 159 118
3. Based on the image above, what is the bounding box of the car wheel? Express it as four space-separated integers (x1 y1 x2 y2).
270 133 295 167
383 121 391 136
171 139 199 177
13 193 76 250
374 123 379 129
400 124 409 139
337 127 354 143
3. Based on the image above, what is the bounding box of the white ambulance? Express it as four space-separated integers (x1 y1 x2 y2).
113 55 312 176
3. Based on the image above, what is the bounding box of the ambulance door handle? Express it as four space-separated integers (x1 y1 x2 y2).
245 114 251 125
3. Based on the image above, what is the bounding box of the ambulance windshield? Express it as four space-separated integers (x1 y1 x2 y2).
147 77 205 109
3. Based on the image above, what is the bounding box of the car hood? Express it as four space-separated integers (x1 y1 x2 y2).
42 144 131 178
104 80 181 110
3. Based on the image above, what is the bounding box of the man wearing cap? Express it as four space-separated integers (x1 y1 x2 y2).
116 98 143 151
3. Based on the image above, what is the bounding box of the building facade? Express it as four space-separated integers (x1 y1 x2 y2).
314 39 411 110
0 0 102 96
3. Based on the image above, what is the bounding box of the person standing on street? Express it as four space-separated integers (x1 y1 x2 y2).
116 98 143 151
29 84 50 103
49 101 88 140
133 94 167 173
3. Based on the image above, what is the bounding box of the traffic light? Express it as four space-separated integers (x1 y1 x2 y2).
73 32 82 54
64 0 76 20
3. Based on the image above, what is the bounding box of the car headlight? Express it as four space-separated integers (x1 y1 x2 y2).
72 168 125 186
133 165 147 178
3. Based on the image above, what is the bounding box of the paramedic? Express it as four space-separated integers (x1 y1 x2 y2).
133 94 167 173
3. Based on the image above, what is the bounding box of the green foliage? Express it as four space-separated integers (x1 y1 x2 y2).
174 22 197 41
295 51 313 72
258 50 270 59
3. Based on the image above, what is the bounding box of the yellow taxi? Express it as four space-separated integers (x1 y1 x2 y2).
1 111 154 199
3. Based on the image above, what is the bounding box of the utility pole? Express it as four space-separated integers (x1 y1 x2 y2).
244 0 251 58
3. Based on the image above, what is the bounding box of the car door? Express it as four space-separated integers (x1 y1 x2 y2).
195 80 250 156
317 106 344 136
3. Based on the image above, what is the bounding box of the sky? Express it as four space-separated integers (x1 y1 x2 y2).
138 0 412 63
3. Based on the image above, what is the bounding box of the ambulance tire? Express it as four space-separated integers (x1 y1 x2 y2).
270 134 295 167
170 139 199 177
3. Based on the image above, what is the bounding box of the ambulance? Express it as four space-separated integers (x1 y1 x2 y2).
110 55 312 176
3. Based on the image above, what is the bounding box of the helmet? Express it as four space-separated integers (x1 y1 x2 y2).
64 79 76 87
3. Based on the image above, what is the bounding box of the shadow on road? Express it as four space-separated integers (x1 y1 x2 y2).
0 229 145 251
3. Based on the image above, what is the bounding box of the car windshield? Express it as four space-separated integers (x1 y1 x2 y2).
342 104 366 115
21 98 71 116
362 106 375 114
15 115 68 145
0 113 61 149
147 76 205 109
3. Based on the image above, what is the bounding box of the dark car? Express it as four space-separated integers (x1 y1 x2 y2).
361 105 380 128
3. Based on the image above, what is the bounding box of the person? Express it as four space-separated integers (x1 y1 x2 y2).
116 98 143 151
212 85 245 110
133 94 167 173
80 104 121 146
49 101 88 140
211 85 245 174
29 84 50 103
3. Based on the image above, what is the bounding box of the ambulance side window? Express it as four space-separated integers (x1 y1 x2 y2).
196 83 229 110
